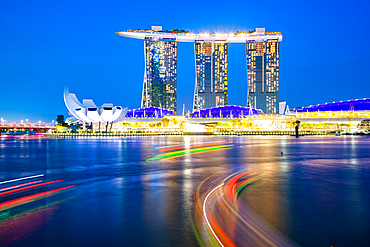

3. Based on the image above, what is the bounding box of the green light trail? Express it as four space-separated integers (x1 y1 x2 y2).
236 174 264 195
147 145 233 161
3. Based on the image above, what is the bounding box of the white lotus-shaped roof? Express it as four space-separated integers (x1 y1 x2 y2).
64 87 127 124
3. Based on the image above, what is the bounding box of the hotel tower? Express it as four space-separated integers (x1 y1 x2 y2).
143 37 177 112
116 26 282 114
246 28 280 114
193 41 228 111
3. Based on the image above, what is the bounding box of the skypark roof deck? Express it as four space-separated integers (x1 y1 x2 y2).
115 29 283 43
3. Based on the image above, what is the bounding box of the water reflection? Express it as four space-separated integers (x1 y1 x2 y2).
0 172 76 246
193 170 297 247
0 136 369 246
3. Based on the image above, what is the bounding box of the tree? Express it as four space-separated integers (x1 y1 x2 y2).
56 115 65 125
230 119 238 127
171 118 178 125
161 118 169 128
237 120 242 127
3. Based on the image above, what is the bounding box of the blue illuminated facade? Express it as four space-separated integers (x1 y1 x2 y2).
125 107 173 118
191 105 262 118
293 98 370 112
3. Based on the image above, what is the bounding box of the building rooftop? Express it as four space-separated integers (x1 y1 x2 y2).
115 27 283 43
191 105 263 118
125 107 173 118
292 98 370 113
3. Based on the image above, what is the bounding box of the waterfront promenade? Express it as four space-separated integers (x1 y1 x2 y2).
46 130 333 137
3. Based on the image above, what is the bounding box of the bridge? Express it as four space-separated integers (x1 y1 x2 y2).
0 122 56 133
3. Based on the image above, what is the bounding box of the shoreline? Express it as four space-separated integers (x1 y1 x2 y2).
42 131 343 137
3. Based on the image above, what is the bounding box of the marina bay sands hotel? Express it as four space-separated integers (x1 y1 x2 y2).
116 26 282 114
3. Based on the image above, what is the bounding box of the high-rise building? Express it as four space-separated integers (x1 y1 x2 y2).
116 27 282 114
193 41 228 111
142 37 177 112
246 30 280 114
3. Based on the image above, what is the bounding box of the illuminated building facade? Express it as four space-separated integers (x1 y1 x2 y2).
116 27 283 113
247 30 280 114
193 41 228 111
191 105 262 118
125 107 173 118
63 87 128 131
292 98 370 119
142 37 177 112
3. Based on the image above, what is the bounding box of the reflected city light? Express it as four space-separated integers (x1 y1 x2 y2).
193 170 297 247
147 143 233 161
0 174 44 185
0 185 76 211
0 180 62 196
0 180 42 192
0 174 77 217
148 140 227 151
1 135 369 246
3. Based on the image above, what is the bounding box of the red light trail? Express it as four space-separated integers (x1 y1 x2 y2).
0 185 76 212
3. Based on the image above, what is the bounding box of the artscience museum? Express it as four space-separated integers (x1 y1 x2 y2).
63 87 128 130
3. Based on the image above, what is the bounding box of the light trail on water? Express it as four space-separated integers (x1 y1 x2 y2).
147 144 233 161
203 183 226 247
0 174 44 185
193 171 298 247
0 180 42 192
0 180 63 197
162 147 233 161
0 185 76 212
147 140 227 150
153 141 230 153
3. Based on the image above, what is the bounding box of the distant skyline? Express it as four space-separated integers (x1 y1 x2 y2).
1 0 370 122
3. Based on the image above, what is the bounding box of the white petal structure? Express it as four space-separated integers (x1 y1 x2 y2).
64 87 127 124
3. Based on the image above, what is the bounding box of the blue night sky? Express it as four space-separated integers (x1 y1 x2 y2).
1 0 370 122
